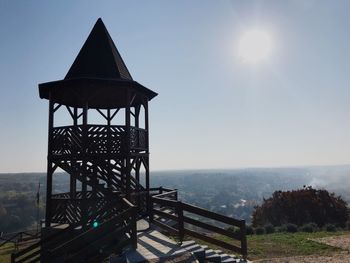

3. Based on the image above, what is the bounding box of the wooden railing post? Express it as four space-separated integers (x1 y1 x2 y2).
174 189 178 200
240 221 247 258
176 201 184 244
132 206 138 249
149 196 154 224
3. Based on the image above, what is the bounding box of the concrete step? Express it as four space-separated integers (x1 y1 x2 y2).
221 256 237 263
205 249 222 263
179 241 206 262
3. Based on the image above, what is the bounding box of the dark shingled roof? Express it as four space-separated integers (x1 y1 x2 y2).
39 18 157 109
65 18 133 80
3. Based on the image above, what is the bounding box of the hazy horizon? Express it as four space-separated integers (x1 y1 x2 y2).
3 162 350 174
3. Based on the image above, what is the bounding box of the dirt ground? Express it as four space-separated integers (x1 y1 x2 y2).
254 234 350 263
147 252 198 263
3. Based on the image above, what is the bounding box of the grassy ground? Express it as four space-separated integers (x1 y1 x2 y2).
2 231 349 262
0 243 15 263
199 231 350 260
246 231 347 260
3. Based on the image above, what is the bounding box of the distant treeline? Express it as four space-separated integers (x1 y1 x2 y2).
1 166 350 233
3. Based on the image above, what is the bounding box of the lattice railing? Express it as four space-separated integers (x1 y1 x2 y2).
130 127 147 150
51 125 147 156
86 125 126 154
51 192 120 224
51 126 83 155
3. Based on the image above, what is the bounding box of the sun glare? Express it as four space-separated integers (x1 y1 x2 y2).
238 29 272 64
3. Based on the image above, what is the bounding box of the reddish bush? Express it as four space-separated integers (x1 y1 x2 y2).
252 186 349 227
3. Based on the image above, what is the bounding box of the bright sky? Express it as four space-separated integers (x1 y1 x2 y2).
1 0 350 172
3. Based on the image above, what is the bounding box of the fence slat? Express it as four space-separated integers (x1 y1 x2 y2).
184 228 243 255
153 209 178 221
150 189 247 257
152 219 179 235
151 197 178 207
182 202 243 226
183 216 241 241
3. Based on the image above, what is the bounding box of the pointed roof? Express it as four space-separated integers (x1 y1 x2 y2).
65 18 133 80
39 18 157 109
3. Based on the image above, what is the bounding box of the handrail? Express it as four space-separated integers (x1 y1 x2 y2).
47 197 137 262
11 195 128 263
49 205 133 255
153 190 177 199
150 189 247 258
0 230 39 250
181 202 243 226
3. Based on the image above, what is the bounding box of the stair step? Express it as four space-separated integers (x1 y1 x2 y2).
180 241 207 262
193 248 206 262
181 243 202 252
180 240 197 247
221 257 238 263
205 249 222 263
218 253 235 263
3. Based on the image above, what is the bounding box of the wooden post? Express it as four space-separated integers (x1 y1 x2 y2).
81 103 88 229
174 189 178 201
144 100 150 192
135 160 141 208
149 196 154 224
70 107 78 199
132 206 138 249
45 97 54 227
135 105 141 207
107 109 112 190
125 90 131 198
176 201 184 244
240 221 248 259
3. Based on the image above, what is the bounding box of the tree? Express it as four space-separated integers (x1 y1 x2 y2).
252 186 349 227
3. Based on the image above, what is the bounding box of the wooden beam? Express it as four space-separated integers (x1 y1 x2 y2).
45 97 54 227
125 89 131 198
81 103 88 229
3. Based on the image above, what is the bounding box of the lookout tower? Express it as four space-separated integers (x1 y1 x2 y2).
10 18 248 263
39 18 157 227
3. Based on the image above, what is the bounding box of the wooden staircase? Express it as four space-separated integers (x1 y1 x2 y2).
11 198 137 263
11 187 247 262
109 226 249 263
180 240 249 263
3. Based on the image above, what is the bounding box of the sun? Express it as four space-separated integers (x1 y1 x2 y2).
238 29 272 64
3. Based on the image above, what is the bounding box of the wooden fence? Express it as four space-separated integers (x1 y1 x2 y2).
150 188 247 258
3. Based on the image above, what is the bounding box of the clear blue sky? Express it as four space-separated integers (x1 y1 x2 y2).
1 0 350 172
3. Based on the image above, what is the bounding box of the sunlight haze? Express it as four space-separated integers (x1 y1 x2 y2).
0 0 350 172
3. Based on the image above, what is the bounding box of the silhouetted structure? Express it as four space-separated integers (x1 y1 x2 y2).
11 19 247 263
39 18 156 227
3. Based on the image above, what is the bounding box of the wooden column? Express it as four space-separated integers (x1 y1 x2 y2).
81 103 88 228
107 109 112 190
70 107 78 198
125 91 131 198
45 97 54 227
135 105 141 194
144 100 150 192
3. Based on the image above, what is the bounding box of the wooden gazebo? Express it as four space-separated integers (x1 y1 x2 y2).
11 19 247 263
39 18 156 227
